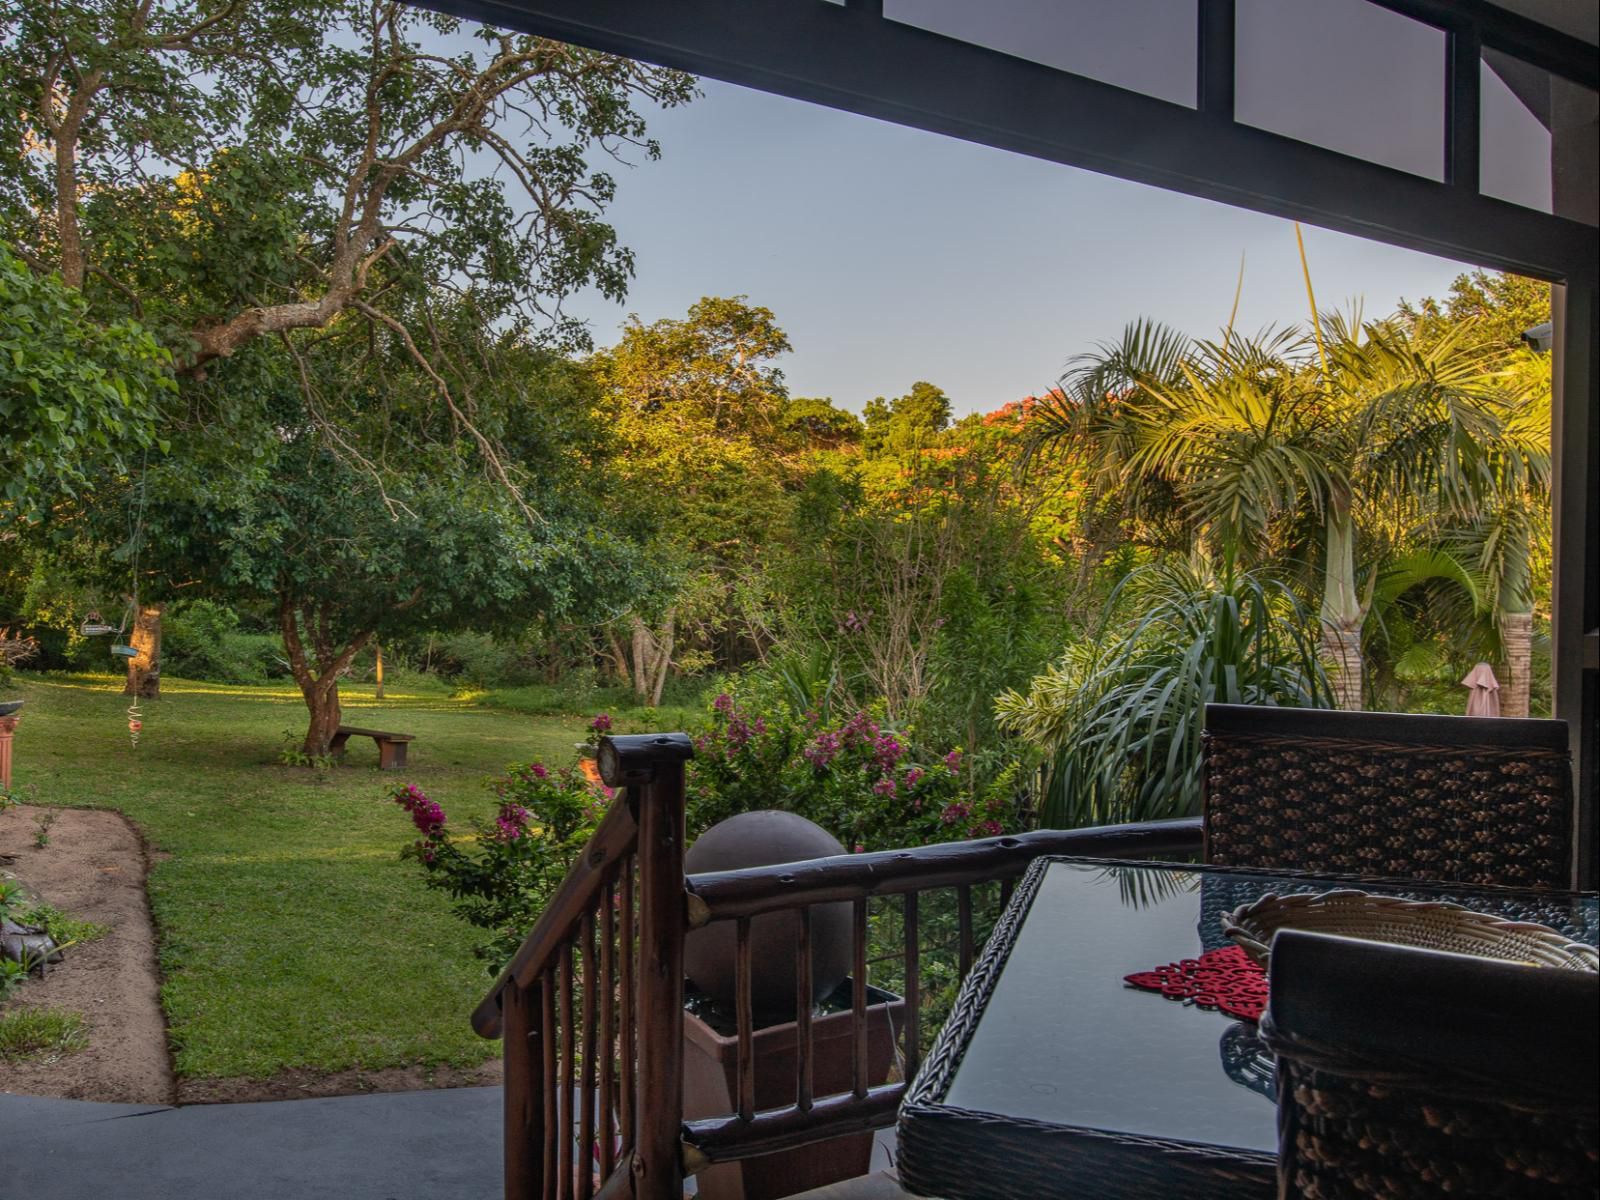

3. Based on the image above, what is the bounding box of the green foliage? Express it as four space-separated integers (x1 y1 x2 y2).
19 903 109 949
784 397 863 448
999 561 1331 827
162 601 284 685
0 959 30 1003
0 247 173 521
782 452 1060 753
862 381 952 458
0 1008 89 1062
1400 270 1551 351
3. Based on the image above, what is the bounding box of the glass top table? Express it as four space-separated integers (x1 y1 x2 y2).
896 857 1599 1200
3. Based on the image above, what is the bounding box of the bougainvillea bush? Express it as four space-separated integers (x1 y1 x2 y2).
686 689 1022 851
390 753 609 973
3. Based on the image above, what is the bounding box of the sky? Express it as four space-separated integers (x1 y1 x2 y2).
553 7 1554 419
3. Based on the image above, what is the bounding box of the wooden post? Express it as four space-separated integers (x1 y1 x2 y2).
503 981 542 1200
598 734 694 1200
375 643 385 700
0 714 18 792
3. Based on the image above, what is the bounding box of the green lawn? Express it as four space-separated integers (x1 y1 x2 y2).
1 671 676 1082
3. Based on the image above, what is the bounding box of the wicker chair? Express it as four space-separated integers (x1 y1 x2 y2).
1202 704 1574 889
1260 929 1599 1200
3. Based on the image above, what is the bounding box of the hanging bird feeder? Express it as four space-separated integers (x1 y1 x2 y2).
79 610 116 637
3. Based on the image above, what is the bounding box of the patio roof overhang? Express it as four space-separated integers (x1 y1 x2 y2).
411 0 1600 887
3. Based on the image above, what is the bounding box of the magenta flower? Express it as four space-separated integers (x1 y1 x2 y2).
590 713 613 734
939 802 970 826
873 777 897 797
713 693 733 713
905 768 924 788
944 749 963 773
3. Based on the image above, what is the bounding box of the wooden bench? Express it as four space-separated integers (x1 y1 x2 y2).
330 725 414 770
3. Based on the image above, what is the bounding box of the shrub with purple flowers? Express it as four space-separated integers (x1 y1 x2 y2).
686 688 1018 851
388 751 609 971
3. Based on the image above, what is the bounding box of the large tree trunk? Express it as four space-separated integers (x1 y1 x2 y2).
1500 610 1534 718
301 677 344 758
279 596 373 760
122 603 164 699
1321 507 1365 711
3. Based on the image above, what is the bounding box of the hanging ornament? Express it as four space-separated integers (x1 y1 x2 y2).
127 698 143 750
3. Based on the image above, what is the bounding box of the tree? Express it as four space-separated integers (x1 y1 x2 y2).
1033 315 1522 710
594 296 799 703
1400 270 1551 351
3 1 692 692
862 381 952 458
783 397 862 449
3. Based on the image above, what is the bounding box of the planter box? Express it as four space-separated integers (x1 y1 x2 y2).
683 982 905 1200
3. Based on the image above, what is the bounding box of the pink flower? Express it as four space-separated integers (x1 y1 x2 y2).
905 768 924 788
944 749 963 773
872 777 897 797
529 763 549 780
590 713 613 734
713 693 733 713
939 802 970 826
852 843 866 854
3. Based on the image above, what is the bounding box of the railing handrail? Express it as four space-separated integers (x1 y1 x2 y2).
684 817 1203 925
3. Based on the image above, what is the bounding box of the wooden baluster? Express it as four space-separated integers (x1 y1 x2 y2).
735 917 755 1123
795 906 813 1112
599 875 616 1181
902 891 920 1083
628 743 689 1200
958 885 974 978
851 898 868 1100
579 912 598 1200
559 940 576 1200
619 856 636 1157
999 876 1014 910
542 970 558 1200
504 981 542 1200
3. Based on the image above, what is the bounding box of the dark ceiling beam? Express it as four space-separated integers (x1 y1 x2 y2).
1373 0 1596 88
423 0 1593 283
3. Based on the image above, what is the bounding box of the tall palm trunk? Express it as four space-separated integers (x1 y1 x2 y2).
1321 506 1364 710
1497 524 1534 718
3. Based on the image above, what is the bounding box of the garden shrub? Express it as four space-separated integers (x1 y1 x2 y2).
685 687 1020 852
388 717 613 972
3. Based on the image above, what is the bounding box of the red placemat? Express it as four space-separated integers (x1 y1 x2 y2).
1124 944 1268 1022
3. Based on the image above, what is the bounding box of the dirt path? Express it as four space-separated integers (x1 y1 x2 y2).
0 805 174 1104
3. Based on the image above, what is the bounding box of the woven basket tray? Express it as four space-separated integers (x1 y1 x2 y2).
1222 890 1599 972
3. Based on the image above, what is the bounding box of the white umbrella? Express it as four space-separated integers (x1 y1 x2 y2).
1461 662 1501 717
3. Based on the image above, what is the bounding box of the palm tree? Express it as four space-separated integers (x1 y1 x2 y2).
1031 314 1517 710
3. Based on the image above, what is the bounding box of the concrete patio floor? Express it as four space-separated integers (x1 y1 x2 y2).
0 1089 900 1200
0 1087 502 1200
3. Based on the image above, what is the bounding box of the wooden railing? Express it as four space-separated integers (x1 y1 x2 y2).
475 734 1203 1200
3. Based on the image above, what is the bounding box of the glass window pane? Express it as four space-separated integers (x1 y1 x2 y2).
1480 54 1553 214
1235 0 1446 180
884 0 1198 109
1480 51 1598 227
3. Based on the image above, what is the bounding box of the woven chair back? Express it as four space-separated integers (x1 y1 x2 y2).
1202 704 1573 889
